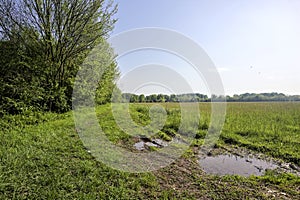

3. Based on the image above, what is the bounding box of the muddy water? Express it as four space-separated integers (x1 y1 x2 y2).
133 139 168 151
199 154 278 176
134 141 146 151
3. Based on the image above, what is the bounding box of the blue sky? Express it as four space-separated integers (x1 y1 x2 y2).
111 0 300 95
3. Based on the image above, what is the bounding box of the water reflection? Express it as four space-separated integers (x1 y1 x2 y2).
199 154 278 176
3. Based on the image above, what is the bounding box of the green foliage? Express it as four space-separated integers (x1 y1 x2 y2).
157 131 172 141
95 66 119 105
0 111 67 131
227 92 300 102
124 93 209 103
0 0 118 114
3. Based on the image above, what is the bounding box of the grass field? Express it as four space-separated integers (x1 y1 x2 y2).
0 102 300 199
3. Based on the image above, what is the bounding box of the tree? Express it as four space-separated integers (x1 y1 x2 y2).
129 94 139 103
157 94 165 102
163 94 170 102
73 38 119 106
0 0 118 113
169 94 177 102
93 40 119 105
138 94 145 103
149 94 157 102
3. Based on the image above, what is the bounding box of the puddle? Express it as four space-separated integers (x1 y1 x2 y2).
133 138 168 151
134 141 146 151
199 154 278 176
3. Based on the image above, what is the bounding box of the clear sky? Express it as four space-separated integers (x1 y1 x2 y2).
111 0 300 95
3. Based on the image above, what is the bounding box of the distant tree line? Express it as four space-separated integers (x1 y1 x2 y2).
121 92 300 103
225 92 300 102
120 93 208 103
121 93 209 103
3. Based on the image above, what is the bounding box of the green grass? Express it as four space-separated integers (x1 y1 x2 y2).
0 110 158 199
220 102 300 165
0 102 300 199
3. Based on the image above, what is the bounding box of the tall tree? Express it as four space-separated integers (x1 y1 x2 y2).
138 94 145 103
0 0 118 113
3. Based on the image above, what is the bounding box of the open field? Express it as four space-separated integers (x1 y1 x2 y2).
0 102 300 199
